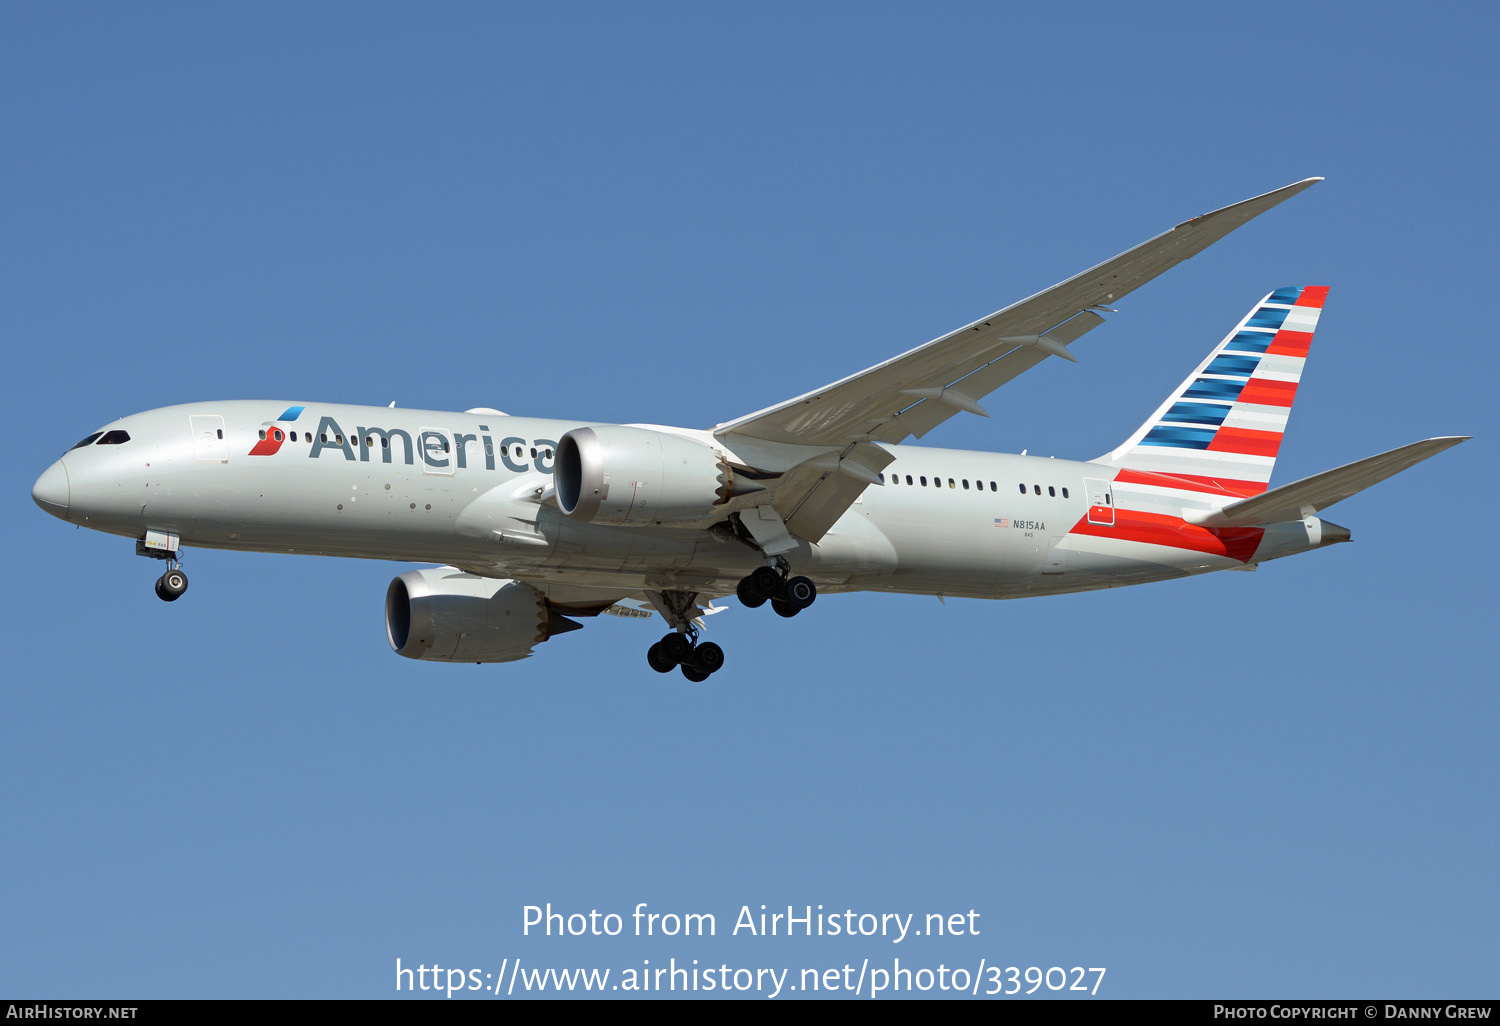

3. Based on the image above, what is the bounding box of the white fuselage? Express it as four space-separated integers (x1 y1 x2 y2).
36 401 1340 604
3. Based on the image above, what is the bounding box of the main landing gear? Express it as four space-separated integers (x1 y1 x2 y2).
647 631 725 683
641 589 727 682
735 562 816 618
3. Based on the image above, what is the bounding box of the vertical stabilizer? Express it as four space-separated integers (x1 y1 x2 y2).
1101 286 1327 496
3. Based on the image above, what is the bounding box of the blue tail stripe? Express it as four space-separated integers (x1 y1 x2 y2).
1182 378 1247 401
1140 425 1216 449
1204 353 1262 377
1244 307 1290 330
1164 401 1232 426
1223 330 1274 354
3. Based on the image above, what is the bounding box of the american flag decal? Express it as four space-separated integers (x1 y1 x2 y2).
994 518 1009 528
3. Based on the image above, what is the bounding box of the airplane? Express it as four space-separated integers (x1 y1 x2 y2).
31 178 1468 681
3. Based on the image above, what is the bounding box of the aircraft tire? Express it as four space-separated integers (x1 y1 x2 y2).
783 576 816 609
156 572 187 602
660 632 693 664
748 566 782 600
681 665 711 683
736 578 766 608
647 642 675 674
693 642 725 674
771 598 799 618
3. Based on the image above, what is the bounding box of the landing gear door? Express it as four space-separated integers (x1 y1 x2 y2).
190 415 228 463
1085 477 1114 526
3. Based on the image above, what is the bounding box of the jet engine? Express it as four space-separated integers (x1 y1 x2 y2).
555 425 732 525
385 568 581 663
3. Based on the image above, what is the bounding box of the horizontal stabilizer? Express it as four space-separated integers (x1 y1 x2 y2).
1185 436 1470 527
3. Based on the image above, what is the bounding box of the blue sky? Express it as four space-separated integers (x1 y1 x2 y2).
4 2 1496 999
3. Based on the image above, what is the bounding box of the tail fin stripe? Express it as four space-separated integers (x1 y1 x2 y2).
1183 379 1249 401
1245 307 1291 330
1205 354 1263 376
1164 401 1233 426
1207 427 1283 457
1100 286 1326 494
1222 406 1291 430
1142 425 1217 448
1255 354 1306 380
1235 379 1298 406
1225 330 1276 353
1265 330 1313 357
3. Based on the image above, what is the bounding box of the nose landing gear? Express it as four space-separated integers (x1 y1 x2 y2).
736 560 816 617
154 565 189 602
137 534 188 602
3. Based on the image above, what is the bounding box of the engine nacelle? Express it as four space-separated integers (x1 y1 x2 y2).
385 568 579 664
555 425 731 525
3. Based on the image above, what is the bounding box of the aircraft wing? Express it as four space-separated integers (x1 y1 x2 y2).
714 178 1323 542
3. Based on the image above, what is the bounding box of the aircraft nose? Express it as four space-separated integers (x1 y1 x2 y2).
32 459 69 518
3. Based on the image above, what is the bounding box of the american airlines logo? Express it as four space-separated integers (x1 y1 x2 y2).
248 410 557 475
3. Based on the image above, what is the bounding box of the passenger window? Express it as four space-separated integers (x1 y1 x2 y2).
530 447 537 458
382 437 389 448
321 433 329 443
1062 487 1069 498
258 429 267 440
216 429 224 439
273 429 284 442
990 482 997 492
920 476 927 486
1048 486 1055 497
336 434 344 445
1018 483 1025 494
1106 494 1112 505
948 478 955 489
1034 485 1041 495
962 479 969 490
98 430 130 445
70 432 104 450
906 475 913 485
290 431 297 442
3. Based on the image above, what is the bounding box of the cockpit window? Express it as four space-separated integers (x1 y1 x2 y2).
70 432 104 450
97 430 131 445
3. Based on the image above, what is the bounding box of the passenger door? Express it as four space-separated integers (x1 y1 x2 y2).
190 415 228 463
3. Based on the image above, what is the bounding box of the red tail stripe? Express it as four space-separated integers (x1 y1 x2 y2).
1266 330 1313 357
1112 468 1267 497
1236 378 1298 408
1070 509 1264 563
1295 285 1329 308
1207 427 1282 457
